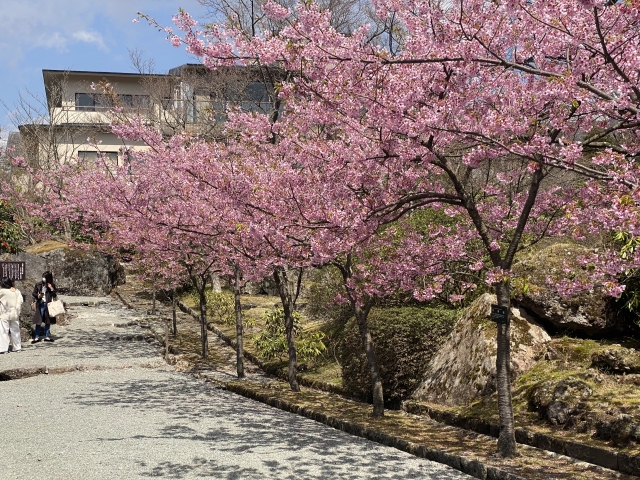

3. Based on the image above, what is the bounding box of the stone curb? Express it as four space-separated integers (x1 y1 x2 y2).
112 290 134 309
402 401 640 476
225 382 526 480
0 365 48 380
63 300 110 307
0 364 135 381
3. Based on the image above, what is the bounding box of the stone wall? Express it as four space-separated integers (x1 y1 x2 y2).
0 244 125 311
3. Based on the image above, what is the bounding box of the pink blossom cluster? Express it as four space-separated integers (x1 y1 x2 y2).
12 0 640 305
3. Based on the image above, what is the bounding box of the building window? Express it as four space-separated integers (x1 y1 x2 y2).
212 97 227 123
77 151 118 162
77 151 97 160
104 152 119 162
75 93 149 111
241 82 273 113
75 93 96 111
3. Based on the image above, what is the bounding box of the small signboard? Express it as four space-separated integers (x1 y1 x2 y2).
490 304 509 325
0 262 26 281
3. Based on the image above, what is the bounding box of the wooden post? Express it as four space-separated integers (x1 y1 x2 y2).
164 316 169 358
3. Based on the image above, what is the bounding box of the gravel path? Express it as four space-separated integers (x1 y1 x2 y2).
0 296 164 372
0 297 472 479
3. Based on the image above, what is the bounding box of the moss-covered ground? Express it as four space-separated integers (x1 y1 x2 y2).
180 291 345 385
457 336 640 456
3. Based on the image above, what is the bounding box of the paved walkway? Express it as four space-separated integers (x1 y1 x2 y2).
0 296 163 372
0 295 472 480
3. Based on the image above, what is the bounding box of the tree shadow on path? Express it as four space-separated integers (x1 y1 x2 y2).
70 371 468 480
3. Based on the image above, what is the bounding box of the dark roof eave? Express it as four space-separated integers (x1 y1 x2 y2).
18 123 117 133
42 69 169 78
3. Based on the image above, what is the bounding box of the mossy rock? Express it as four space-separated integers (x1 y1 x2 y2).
513 243 636 336
3 243 124 296
595 413 640 446
411 294 551 406
525 376 593 426
42 247 125 295
591 346 640 374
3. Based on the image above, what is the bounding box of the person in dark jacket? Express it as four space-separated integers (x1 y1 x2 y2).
32 271 57 343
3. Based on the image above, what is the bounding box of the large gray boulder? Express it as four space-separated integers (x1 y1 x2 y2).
512 243 632 336
0 242 125 298
0 250 47 295
40 247 125 295
410 293 550 406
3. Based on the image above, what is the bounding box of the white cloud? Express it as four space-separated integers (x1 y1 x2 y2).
0 0 135 60
0 0 206 61
72 30 108 52
35 32 69 51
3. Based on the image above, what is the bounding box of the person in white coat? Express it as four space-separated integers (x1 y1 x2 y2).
0 277 24 353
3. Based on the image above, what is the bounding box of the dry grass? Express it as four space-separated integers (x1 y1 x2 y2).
25 240 68 254
168 325 227 368
302 362 343 385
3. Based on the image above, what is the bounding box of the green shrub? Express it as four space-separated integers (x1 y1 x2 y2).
187 290 254 328
254 307 327 362
609 232 640 330
305 265 353 324
337 306 459 407
207 291 235 325
0 200 22 253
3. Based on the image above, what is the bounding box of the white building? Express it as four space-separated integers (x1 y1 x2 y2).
16 64 278 169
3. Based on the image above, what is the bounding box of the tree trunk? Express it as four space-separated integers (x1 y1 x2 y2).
273 268 300 392
192 276 208 359
164 316 170 358
337 255 384 417
151 276 157 315
172 288 177 336
63 218 72 241
354 302 384 417
233 265 245 379
495 281 517 457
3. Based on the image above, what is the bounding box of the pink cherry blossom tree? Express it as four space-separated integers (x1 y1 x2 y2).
163 0 640 457
9 0 640 460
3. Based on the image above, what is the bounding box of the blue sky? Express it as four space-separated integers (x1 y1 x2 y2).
0 0 212 142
